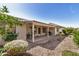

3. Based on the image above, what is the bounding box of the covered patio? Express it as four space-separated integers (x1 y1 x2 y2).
26 20 57 43
16 20 59 43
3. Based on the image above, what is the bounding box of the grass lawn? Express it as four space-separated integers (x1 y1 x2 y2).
62 50 79 56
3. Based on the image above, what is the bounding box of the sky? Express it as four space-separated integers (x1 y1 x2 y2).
0 3 79 27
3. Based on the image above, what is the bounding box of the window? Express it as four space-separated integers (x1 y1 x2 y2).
38 28 41 34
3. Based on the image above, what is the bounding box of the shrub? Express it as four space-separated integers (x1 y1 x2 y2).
73 30 79 46
2 32 17 41
0 47 4 56
4 40 28 56
62 28 74 36
62 50 79 56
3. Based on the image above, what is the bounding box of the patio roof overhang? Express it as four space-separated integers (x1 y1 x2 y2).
19 19 55 28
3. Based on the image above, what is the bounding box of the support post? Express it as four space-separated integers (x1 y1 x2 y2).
47 27 49 37
41 26 43 34
32 23 35 42
55 27 57 35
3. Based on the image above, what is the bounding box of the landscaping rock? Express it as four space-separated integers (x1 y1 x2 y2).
54 36 78 56
27 46 54 56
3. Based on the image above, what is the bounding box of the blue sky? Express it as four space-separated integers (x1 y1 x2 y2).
0 3 79 27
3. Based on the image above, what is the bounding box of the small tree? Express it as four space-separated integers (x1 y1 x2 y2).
0 6 21 40
0 5 21 41
0 5 9 13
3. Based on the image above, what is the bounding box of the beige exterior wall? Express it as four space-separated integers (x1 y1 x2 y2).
58 28 64 32
54 27 64 35
55 27 58 35
16 23 27 40
26 23 32 34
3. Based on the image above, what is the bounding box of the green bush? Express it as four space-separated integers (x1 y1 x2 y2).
62 50 79 56
73 30 79 45
0 47 4 56
62 28 74 36
0 47 4 52
2 32 17 41
4 40 28 56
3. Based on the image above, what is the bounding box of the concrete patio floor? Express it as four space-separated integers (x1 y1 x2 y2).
27 35 65 50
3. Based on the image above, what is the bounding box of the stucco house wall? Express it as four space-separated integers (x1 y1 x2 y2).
16 23 27 40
